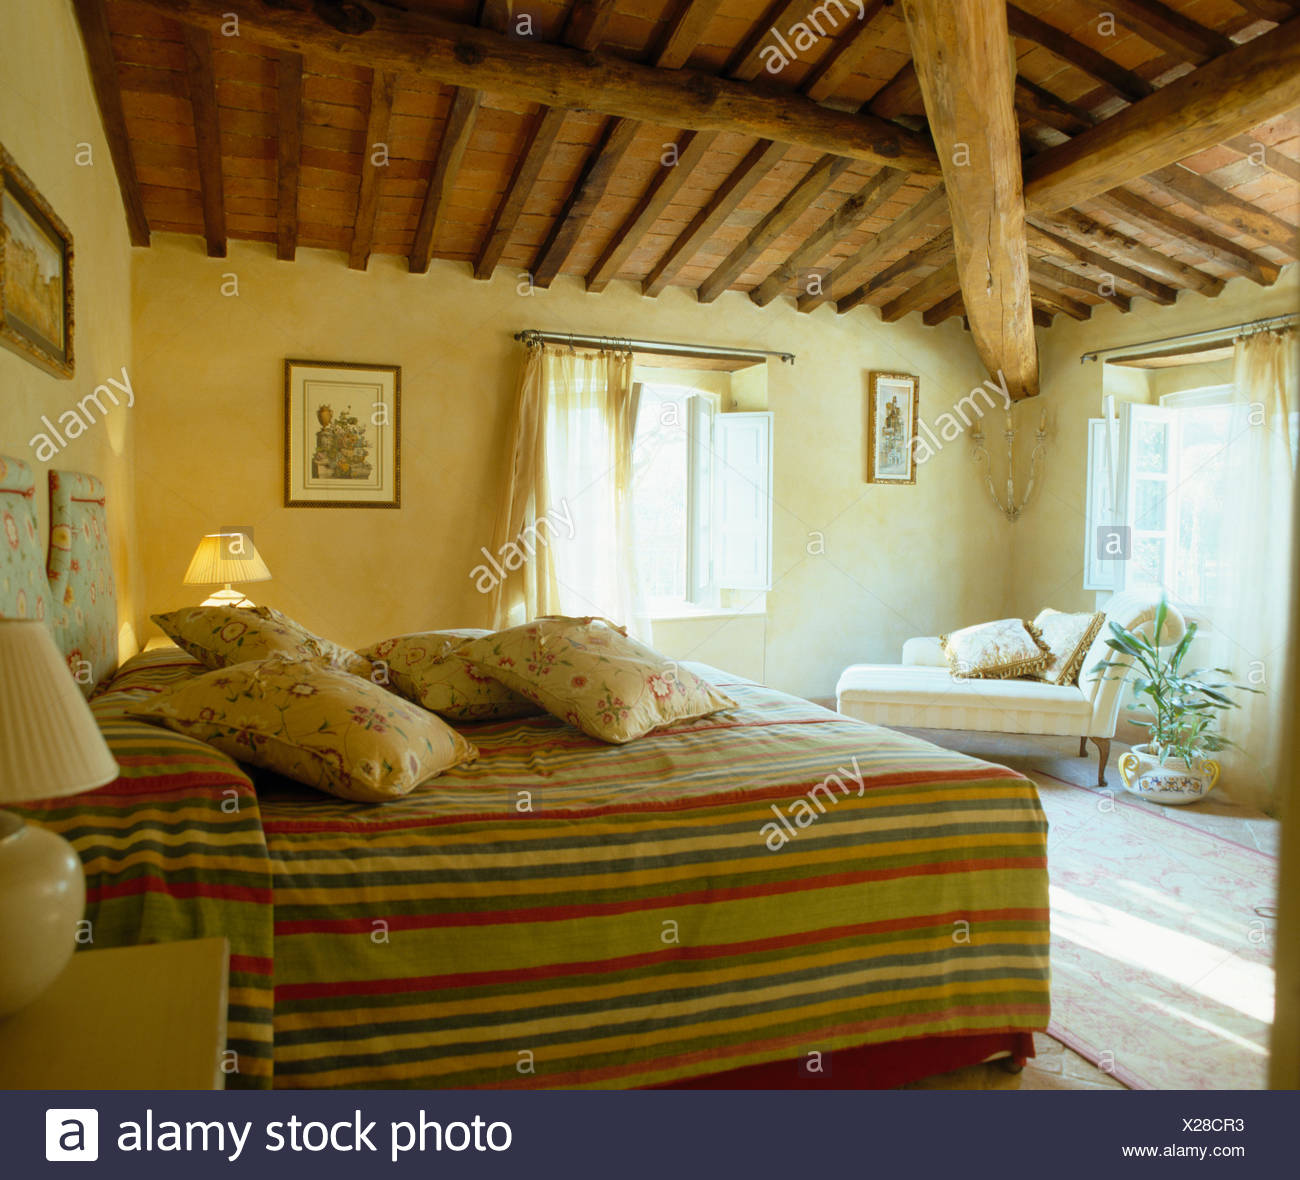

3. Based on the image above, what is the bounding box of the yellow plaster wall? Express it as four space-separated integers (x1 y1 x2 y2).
0 0 139 655
132 235 1015 702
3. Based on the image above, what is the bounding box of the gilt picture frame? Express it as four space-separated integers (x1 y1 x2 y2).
0 145 74 379
284 359 401 508
866 371 919 484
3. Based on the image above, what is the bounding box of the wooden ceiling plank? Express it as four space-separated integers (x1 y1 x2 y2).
1100 0 1236 64
880 259 961 323
1026 220 1185 303
1029 256 1131 312
1140 165 1299 256
72 0 151 246
182 24 227 257
696 155 853 303
275 51 302 261
835 225 953 314
750 167 909 307
1023 18 1300 213
562 0 618 51
1094 188 1281 283
347 69 397 271
1005 5 1154 102
653 0 726 71
586 129 717 293
903 0 1038 398
800 185 950 312
130 2 942 173
802 0 890 103
474 106 568 280
409 86 480 274
643 139 790 298
1230 0 1300 21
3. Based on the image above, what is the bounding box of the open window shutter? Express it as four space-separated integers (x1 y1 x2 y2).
1084 418 1117 591
686 394 714 604
713 411 773 590
1117 402 1177 594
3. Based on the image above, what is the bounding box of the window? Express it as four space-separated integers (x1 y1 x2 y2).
631 379 772 617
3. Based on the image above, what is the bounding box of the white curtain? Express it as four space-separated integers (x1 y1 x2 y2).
490 344 648 637
1209 328 1298 811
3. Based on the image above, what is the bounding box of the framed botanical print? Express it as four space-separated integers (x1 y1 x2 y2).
866 371 919 484
284 360 400 508
0 145 74 378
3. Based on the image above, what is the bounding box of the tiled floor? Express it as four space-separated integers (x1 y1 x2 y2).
901 1033 1125 1090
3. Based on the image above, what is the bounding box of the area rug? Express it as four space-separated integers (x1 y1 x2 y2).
1031 774 1276 1090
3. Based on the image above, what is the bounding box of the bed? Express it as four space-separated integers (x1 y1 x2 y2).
1 456 1050 1089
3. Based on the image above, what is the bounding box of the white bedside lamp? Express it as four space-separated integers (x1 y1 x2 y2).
183 532 272 608
0 620 118 1016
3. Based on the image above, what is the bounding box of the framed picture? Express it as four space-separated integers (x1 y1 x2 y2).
866 371 919 484
284 360 400 508
0 145 74 378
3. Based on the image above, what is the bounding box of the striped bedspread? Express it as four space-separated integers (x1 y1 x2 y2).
23 650 1050 1089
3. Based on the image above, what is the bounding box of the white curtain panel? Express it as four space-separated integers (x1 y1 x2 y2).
1210 328 1297 811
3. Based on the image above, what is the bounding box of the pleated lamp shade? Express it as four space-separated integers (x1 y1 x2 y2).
182 533 273 586
0 620 119 804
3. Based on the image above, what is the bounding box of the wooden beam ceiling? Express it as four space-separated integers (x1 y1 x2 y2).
1139 165 1299 256
181 25 226 258
835 226 953 315
409 87 481 274
1023 17 1300 212
880 259 960 323
903 0 1038 398
1026 221 1182 305
1005 5 1154 101
274 52 303 262
72 0 150 247
129 0 941 174
1029 256 1131 313
348 70 397 272
1100 0 1236 64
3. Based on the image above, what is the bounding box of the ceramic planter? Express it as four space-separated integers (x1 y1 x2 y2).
1117 743 1220 805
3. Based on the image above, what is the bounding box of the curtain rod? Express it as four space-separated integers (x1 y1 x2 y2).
1079 313 1299 364
514 330 795 365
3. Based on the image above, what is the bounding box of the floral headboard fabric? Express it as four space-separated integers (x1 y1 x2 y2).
0 455 117 695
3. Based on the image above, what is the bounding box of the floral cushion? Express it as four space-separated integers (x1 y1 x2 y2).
458 616 735 744
940 617 1051 680
126 655 477 802
360 629 542 722
1029 608 1106 686
152 604 371 677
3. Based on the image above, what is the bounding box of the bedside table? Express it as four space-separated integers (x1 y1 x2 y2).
0 937 229 1089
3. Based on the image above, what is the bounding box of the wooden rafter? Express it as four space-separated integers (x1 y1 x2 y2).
799 185 949 312
880 259 960 323
1231 0 1300 21
275 52 302 262
1023 18 1300 213
1029 256 1131 313
1099 0 1235 64
802 0 890 103
562 0 617 51
922 289 966 326
835 226 953 315
750 167 908 308
867 62 923 121
651 0 725 70
696 155 853 303
72 0 150 247
409 87 481 274
1225 134 1300 184
904 0 1038 398
1006 5 1154 102
131 0 940 174
182 25 226 258
1095 188 1282 284
1026 222 1183 304
1139 165 1299 256
1032 285 1092 321
348 70 397 272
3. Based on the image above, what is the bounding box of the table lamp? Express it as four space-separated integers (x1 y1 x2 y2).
183 532 272 607
0 620 118 1016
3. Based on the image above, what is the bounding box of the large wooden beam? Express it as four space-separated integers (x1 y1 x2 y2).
348 70 397 272
275 52 303 262
1100 0 1235 64
130 0 941 174
750 167 908 307
1094 189 1282 284
1140 165 1299 257
409 87 480 274
1026 221 1184 304
72 0 151 247
903 0 1038 399
182 25 226 258
697 155 852 303
1023 18 1300 213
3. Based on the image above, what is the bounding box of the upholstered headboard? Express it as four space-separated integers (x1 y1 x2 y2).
0 455 117 694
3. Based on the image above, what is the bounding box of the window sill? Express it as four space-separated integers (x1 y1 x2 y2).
650 608 766 623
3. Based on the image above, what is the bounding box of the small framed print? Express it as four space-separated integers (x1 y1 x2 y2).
284 360 400 508
866 371 919 484
0 145 74 378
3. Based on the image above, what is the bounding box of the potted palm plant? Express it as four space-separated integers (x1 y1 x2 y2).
1092 600 1255 805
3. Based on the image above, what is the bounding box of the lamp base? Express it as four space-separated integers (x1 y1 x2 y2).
0 810 86 1016
199 584 256 609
